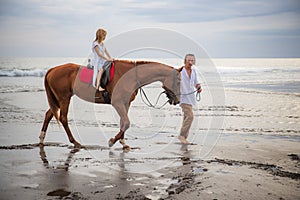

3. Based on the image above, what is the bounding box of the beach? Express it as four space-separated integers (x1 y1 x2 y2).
0 58 299 199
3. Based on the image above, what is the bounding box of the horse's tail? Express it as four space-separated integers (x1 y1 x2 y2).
44 70 60 124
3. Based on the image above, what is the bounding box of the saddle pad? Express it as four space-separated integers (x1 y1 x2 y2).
79 66 93 84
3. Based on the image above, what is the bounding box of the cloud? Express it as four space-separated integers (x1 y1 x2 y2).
0 0 299 57
110 0 300 23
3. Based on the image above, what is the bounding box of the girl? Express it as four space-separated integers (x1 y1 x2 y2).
92 28 112 91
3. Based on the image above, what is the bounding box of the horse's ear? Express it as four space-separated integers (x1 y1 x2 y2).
177 67 183 73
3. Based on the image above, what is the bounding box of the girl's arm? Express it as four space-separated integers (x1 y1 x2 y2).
94 47 111 61
104 48 112 60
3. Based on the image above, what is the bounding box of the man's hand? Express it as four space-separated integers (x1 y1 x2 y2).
196 84 202 93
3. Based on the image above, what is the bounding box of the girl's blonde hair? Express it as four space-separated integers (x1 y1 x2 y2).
94 28 107 44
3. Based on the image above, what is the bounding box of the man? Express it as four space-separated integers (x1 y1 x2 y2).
178 54 202 144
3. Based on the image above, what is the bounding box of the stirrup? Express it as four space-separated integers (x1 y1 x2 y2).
102 90 111 104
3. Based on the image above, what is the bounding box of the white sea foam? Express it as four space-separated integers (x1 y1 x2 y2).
0 69 47 77
0 85 44 93
216 66 300 74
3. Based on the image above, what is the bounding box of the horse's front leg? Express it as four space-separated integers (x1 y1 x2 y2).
109 104 131 150
108 130 130 150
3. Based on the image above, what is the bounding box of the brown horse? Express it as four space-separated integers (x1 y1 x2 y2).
39 60 181 149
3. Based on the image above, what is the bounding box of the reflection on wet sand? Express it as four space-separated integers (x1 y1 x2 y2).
109 151 126 175
39 145 80 171
180 144 192 165
38 146 81 197
0 141 211 199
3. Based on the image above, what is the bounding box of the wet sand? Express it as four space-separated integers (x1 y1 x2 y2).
0 88 300 199
0 127 299 199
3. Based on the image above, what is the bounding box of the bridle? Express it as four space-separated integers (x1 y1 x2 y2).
134 61 179 109
134 61 201 109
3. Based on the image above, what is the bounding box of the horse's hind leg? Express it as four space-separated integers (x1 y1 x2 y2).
60 99 81 148
39 109 53 145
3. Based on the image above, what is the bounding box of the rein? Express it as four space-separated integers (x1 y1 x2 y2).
178 90 201 101
134 61 169 109
134 62 201 109
139 88 169 109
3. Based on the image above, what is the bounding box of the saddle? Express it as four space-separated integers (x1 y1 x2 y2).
100 61 115 89
78 61 115 88
78 61 115 104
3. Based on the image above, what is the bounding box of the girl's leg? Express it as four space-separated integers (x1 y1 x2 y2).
92 65 99 87
96 68 105 91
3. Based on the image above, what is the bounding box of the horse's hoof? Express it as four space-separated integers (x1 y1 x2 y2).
74 142 81 149
38 142 44 147
122 145 131 151
119 139 125 145
109 138 115 147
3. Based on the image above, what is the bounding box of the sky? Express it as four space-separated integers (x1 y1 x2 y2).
0 0 299 58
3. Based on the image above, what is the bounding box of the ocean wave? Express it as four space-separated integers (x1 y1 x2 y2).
0 86 45 93
0 69 47 77
216 66 300 74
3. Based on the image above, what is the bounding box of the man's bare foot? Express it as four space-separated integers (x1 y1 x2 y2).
178 136 191 145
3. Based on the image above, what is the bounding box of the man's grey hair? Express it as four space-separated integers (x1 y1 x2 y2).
184 53 196 64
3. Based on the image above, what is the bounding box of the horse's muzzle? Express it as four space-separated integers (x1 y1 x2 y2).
163 88 180 105
168 99 180 105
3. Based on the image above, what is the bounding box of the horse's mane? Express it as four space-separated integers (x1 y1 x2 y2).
116 59 159 65
115 59 175 70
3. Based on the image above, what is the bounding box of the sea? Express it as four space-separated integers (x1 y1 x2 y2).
0 57 299 94
0 57 299 144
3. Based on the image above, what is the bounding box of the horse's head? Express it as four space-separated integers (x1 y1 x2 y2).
162 67 182 105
